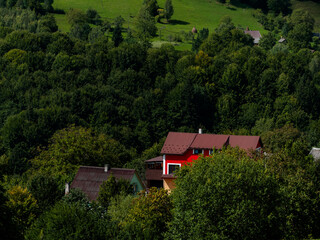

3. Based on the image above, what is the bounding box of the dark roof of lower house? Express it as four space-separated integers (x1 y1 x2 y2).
145 156 163 162
70 166 136 201
161 132 262 155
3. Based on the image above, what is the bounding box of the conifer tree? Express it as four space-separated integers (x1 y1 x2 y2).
165 0 174 21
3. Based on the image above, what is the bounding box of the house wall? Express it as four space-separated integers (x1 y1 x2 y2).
130 173 145 193
163 178 176 191
164 149 211 174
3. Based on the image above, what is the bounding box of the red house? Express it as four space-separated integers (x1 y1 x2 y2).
160 130 262 190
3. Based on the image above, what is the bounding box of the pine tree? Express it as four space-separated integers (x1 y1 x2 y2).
112 24 123 47
165 0 174 21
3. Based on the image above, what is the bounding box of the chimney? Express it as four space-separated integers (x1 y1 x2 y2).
104 164 110 172
65 182 70 195
198 128 203 134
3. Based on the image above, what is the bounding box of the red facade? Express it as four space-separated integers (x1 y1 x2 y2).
164 149 211 175
161 132 262 178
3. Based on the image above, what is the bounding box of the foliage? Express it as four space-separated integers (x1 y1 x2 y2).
167 149 282 240
144 0 159 17
122 187 173 240
97 174 133 208
29 125 131 184
135 5 157 41
0 184 16 240
112 24 123 47
25 201 113 240
259 32 276 50
262 124 306 153
164 0 174 21
108 193 135 224
6 185 38 234
61 188 89 206
27 174 63 211
67 9 88 26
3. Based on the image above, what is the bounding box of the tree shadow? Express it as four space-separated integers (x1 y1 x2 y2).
168 19 190 25
227 6 237 11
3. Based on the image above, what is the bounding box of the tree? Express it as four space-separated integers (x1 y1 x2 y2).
112 24 123 47
0 184 16 240
43 0 53 12
29 125 131 184
86 8 101 25
25 202 113 240
122 187 173 240
167 149 282 240
135 5 157 42
259 32 276 50
97 174 133 208
144 0 159 17
61 188 89 206
70 22 91 40
164 0 174 21
67 9 88 26
37 14 58 33
0 0 6 7
267 0 290 14
287 10 315 51
27 174 63 211
6 186 38 235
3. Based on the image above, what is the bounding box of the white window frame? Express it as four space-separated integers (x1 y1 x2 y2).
167 163 181 175
209 149 213 155
193 149 204 155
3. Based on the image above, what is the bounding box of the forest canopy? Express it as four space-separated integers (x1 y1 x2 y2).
0 0 320 239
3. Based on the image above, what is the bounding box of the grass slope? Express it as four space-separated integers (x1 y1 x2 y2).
53 0 264 37
291 0 320 32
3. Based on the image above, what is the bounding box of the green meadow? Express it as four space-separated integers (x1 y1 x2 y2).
53 0 265 47
52 0 320 49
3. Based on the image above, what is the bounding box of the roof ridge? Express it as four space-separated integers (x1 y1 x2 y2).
187 133 198 151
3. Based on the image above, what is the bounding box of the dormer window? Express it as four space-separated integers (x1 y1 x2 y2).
193 149 204 155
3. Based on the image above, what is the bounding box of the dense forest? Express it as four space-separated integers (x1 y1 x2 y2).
1 0 320 239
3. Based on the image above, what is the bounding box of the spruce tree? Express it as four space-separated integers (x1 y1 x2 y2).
165 0 174 21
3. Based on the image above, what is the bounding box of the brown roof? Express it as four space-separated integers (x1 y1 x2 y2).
244 30 262 44
161 132 197 155
190 134 229 149
244 30 262 39
70 166 135 201
229 135 262 150
161 132 262 154
145 156 163 163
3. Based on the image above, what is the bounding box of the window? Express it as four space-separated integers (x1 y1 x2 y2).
193 149 203 155
168 164 181 174
209 149 213 155
133 183 137 192
147 162 162 169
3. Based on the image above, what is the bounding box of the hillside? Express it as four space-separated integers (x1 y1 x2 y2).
291 0 320 32
53 0 265 49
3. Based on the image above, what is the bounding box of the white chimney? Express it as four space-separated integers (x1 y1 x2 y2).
65 182 70 195
104 164 110 172
199 128 202 134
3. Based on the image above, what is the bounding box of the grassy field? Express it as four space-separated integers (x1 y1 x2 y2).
53 0 266 49
291 0 320 32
